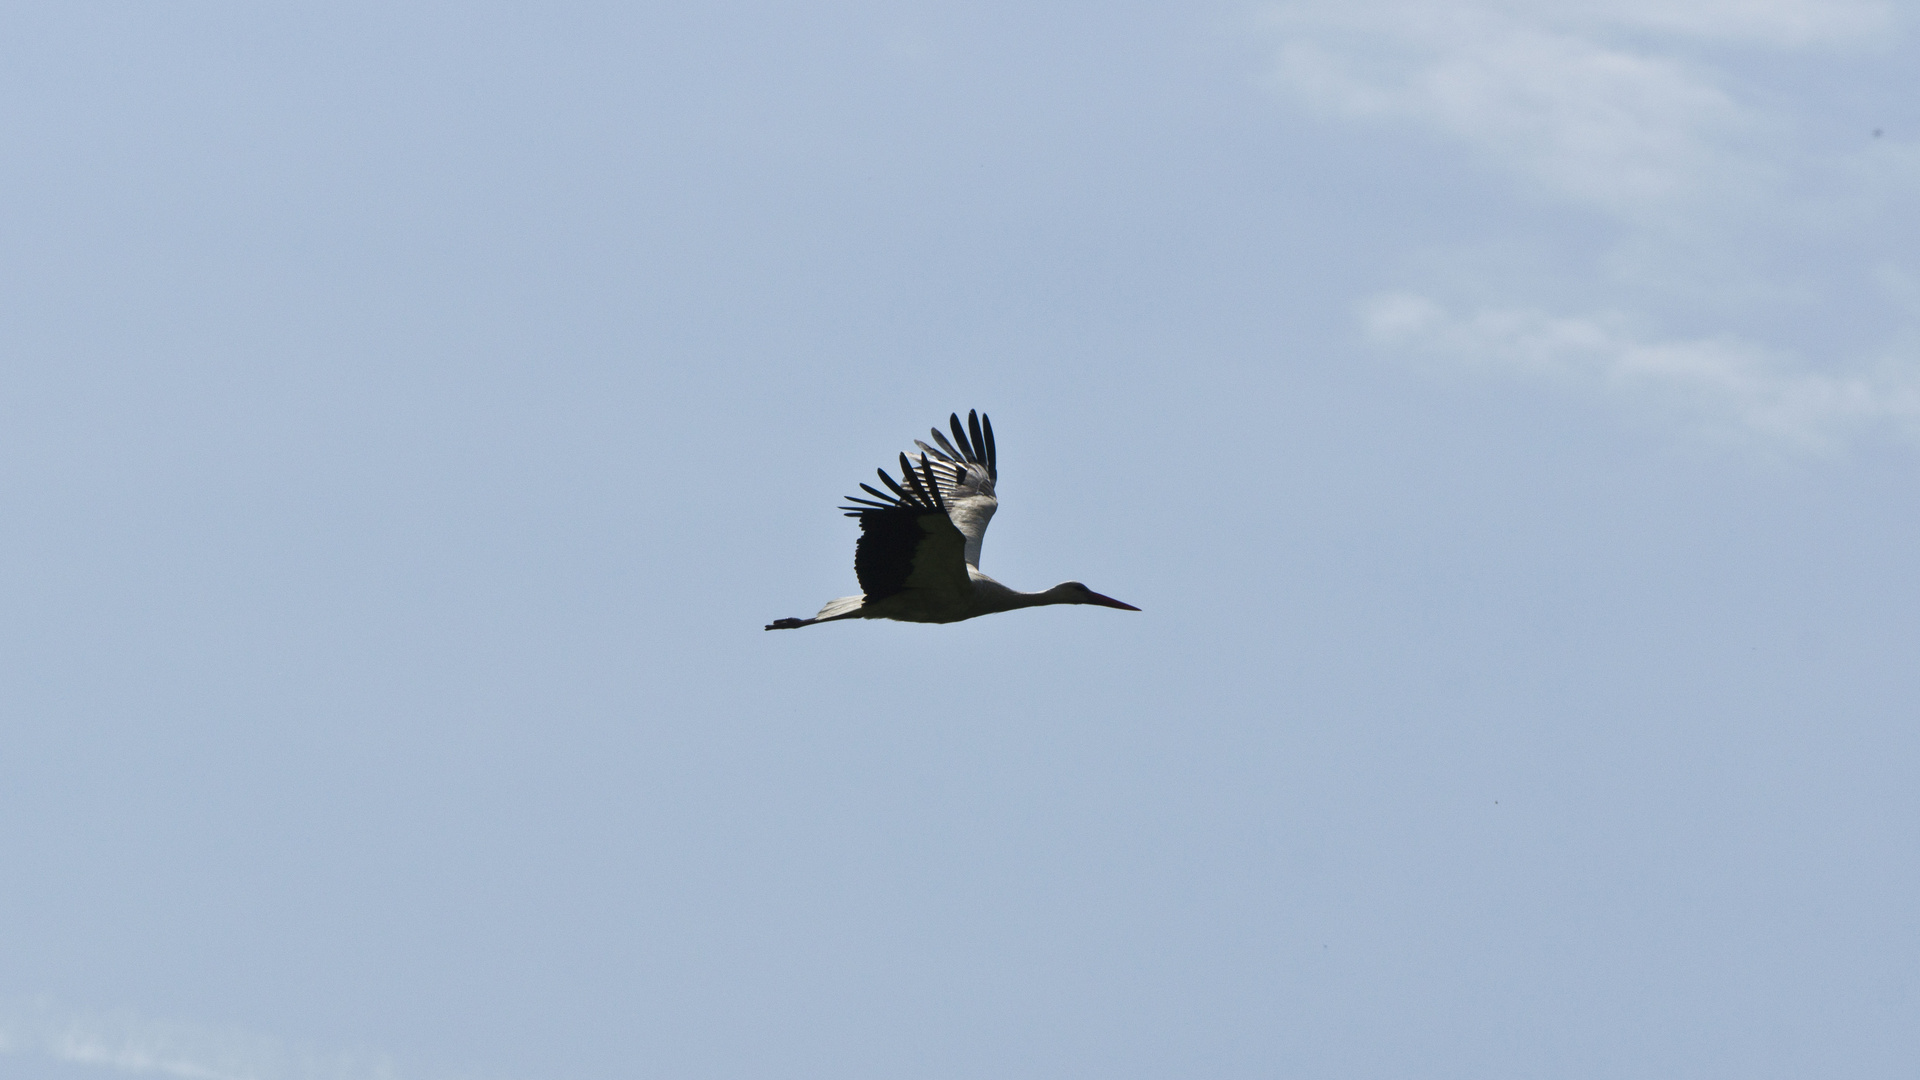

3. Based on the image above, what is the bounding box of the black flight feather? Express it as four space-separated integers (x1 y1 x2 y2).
831 409 995 596
917 456 947 511
849 508 924 600
928 428 962 462
900 453 941 511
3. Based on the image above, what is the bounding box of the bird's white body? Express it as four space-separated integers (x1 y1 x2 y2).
765 411 1137 630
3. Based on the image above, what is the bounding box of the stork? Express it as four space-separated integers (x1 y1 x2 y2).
766 410 1138 629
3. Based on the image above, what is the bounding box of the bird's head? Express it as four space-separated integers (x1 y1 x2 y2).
1050 581 1140 611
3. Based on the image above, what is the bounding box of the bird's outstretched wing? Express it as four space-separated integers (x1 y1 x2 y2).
886 410 1000 568
838 451 971 604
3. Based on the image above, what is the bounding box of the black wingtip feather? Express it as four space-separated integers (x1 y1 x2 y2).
837 409 995 525
917 456 947 511
898 453 943 512
928 429 961 462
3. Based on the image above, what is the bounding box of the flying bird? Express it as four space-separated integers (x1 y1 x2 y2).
766 410 1139 629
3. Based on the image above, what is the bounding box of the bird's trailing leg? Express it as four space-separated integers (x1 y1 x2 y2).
766 595 866 630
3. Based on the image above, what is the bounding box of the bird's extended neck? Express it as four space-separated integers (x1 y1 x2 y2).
969 575 1077 614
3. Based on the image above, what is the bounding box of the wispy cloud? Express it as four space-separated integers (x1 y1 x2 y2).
1265 0 1920 452
0 1000 422 1080
1269 6 1754 217
1364 293 1920 448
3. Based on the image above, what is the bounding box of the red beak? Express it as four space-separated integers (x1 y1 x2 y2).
1086 591 1140 611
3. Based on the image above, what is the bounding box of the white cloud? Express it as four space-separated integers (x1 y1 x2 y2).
1265 0 1920 453
0 1001 415 1080
1364 292 1920 449
1553 0 1896 47
1270 6 1752 217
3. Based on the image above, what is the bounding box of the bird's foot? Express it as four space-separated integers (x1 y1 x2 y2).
764 617 811 630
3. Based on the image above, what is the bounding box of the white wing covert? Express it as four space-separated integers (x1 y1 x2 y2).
906 411 998 569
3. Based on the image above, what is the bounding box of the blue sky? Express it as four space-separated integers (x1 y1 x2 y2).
3 2 1917 1078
